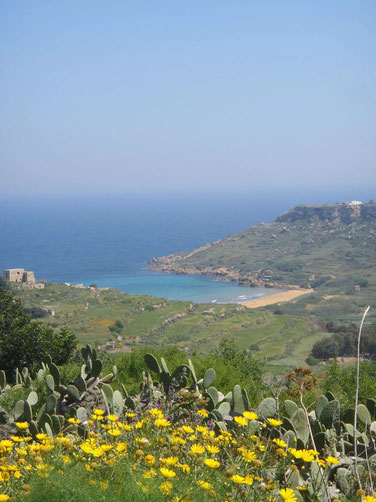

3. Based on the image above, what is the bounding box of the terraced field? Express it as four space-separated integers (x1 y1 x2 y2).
12 281 327 373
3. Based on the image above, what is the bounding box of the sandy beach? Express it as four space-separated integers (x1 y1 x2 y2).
243 289 313 308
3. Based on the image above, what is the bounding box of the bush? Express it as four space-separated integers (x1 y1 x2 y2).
305 355 319 366
0 290 77 377
144 304 155 312
275 259 304 272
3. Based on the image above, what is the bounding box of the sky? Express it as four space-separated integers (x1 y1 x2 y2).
1 1 375 195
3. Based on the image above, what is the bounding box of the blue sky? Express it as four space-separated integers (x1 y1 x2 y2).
1 1 375 194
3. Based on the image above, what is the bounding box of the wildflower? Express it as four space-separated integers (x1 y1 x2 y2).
159 481 173 494
190 443 205 454
160 468 176 479
100 481 108 491
231 475 245 484
93 408 105 416
267 418 283 427
279 488 297 501
273 438 287 448
67 417 80 424
242 450 256 462
143 469 157 478
108 428 121 437
234 416 248 426
155 418 171 427
181 425 194 434
206 445 220 454
11 436 24 443
116 442 127 453
107 414 118 422
325 456 340 465
243 474 254 485
289 449 314 462
197 409 208 417
148 408 163 418
204 458 220 469
91 413 104 421
0 440 14 451
177 463 190 473
137 437 149 446
161 456 179 466
364 497 376 502
92 447 105 457
196 425 208 434
15 422 29 430
315 458 326 467
243 411 258 421
197 480 213 490
0 496 11 501
171 436 186 445
36 464 53 477
144 454 155 466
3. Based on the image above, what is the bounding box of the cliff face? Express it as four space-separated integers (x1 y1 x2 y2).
277 203 376 224
149 202 376 289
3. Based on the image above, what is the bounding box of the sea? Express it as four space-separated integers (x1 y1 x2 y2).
1 187 374 304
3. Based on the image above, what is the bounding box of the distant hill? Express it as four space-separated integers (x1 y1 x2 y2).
150 202 376 291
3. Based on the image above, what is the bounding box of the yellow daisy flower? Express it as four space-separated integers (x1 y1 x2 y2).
160 468 176 479
267 418 283 427
279 487 297 501
243 411 258 421
204 458 220 469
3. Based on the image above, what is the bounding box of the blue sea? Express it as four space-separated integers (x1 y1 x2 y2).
1 187 374 303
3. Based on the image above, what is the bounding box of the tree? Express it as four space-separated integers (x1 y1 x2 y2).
0 289 77 377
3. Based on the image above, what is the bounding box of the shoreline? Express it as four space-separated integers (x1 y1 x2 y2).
242 289 313 308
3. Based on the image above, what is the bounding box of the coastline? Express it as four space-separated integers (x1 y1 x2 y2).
242 289 313 308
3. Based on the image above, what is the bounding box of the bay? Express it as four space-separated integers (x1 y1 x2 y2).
1 187 374 303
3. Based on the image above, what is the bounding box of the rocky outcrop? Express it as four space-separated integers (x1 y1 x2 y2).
149 259 290 289
276 202 376 224
149 202 376 289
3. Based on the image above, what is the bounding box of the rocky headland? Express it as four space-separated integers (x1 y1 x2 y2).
149 202 376 290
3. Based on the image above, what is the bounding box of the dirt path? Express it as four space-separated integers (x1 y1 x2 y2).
243 289 313 308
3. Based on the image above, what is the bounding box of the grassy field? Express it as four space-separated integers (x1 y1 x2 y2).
13 282 327 373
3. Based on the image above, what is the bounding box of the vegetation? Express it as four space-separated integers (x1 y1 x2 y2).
0 290 77 377
150 203 376 323
311 324 376 360
0 343 376 501
10 282 326 373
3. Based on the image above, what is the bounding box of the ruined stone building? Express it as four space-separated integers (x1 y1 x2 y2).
2 268 44 289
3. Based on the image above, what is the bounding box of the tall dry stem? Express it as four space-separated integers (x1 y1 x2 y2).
353 305 370 491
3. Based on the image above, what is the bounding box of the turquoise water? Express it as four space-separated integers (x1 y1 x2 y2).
73 272 284 304
1 189 374 303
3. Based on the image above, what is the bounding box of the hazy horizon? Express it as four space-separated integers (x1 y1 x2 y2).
1 1 375 195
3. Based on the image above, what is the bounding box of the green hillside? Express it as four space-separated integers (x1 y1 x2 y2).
12 282 324 372
150 202 376 321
